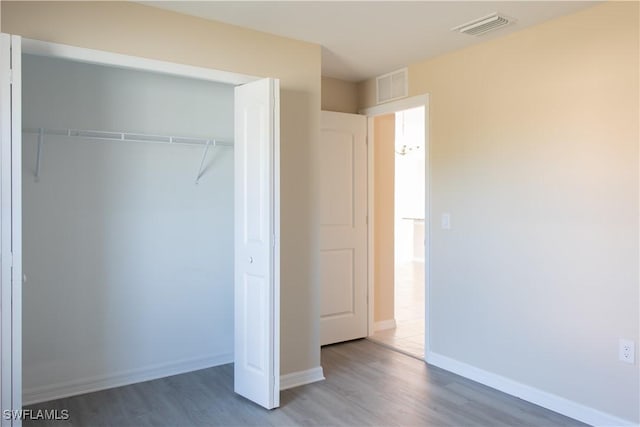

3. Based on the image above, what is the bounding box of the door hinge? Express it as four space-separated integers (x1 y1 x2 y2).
8 69 13 85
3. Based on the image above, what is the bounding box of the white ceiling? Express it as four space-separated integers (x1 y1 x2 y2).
146 1 598 82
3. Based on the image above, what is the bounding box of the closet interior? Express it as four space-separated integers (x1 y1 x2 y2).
21 53 236 403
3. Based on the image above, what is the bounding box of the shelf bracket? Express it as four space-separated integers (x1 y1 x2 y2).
195 140 214 184
34 127 44 182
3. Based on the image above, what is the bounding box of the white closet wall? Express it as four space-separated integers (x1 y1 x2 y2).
22 54 235 401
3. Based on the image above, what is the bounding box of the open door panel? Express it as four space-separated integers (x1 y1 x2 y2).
233 78 280 409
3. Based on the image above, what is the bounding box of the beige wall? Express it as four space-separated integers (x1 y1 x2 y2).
362 2 639 422
373 114 395 323
321 76 359 114
2 1 321 376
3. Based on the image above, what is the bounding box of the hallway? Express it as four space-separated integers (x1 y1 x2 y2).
369 260 425 359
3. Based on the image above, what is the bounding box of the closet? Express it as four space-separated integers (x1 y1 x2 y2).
22 53 236 403
0 34 280 417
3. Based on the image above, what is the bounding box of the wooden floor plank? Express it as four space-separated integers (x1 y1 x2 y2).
24 339 586 427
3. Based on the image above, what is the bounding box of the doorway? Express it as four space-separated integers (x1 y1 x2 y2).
364 96 429 361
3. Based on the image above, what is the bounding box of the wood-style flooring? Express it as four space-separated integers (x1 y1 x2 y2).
25 339 586 427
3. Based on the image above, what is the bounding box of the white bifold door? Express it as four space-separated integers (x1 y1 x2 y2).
0 33 22 427
234 78 280 409
0 33 280 417
319 111 368 346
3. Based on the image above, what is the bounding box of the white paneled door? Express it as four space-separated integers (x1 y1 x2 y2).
319 111 367 346
234 78 280 409
0 33 22 427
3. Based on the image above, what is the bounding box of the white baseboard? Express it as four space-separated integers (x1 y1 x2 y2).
23 353 233 406
280 366 325 391
427 351 636 427
373 319 397 332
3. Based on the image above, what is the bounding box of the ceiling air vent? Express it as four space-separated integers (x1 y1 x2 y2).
451 13 512 36
376 68 408 105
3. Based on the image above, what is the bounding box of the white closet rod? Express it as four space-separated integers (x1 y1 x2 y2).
23 127 232 184
22 127 232 147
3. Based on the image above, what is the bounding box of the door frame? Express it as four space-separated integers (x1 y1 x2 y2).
3 36 281 411
21 38 258 85
1 34 22 427
360 94 431 362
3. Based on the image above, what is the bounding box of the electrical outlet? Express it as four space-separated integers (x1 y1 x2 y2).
619 339 635 364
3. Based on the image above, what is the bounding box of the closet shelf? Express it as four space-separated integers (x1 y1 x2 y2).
23 127 232 184
22 127 232 147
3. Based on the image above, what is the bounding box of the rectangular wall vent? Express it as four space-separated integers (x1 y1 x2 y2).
451 13 512 36
376 68 408 105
